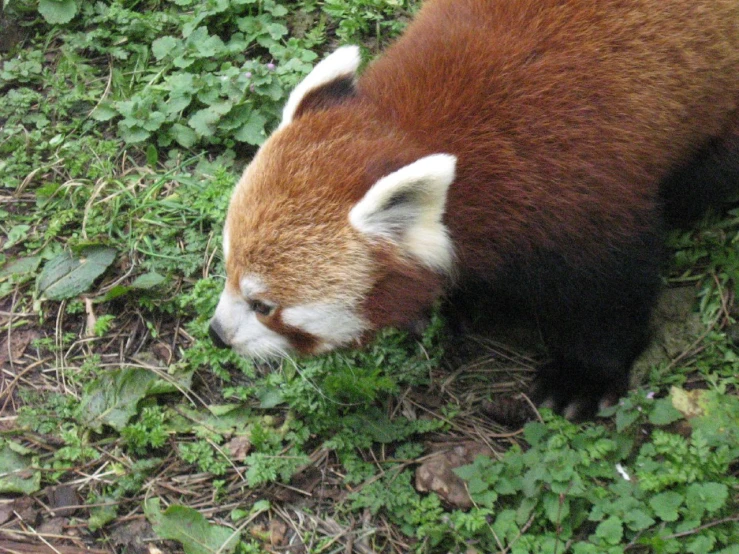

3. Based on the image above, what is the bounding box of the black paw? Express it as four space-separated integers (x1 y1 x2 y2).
531 359 629 420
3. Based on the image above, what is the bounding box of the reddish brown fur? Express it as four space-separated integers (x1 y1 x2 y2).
226 106 434 339
362 248 445 330
268 308 320 353
357 0 739 278
225 0 739 354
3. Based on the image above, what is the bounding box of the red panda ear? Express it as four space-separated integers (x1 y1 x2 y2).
349 154 457 273
279 46 361 129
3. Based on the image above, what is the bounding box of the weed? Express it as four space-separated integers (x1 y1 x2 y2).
121 405 170 454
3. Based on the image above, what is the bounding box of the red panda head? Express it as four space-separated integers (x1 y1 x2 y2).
210 47 457 360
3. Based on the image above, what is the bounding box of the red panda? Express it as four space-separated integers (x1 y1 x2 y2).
210 0 739 418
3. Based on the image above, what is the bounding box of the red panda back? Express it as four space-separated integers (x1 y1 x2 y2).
358 0 739 275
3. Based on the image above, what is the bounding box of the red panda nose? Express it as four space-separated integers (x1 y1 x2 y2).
208 320 230 349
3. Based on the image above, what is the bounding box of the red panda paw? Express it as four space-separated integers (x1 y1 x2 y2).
531 359 629 421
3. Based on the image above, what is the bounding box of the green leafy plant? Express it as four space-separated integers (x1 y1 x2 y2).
0 441 41 494
37 0 78 24
121 405 170 454
145 498 241 554
451 395 739 553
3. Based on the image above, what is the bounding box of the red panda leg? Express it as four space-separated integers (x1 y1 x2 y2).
528 229 665 418
531 315 653 419
451 223 665 419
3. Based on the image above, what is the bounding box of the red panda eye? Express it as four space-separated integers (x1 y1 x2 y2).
249 299 275 317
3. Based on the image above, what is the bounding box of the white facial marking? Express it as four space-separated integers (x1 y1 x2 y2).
240 274 268 298
213 287 291 360
282 302 368 348
279 46 361 129
349 153 457 273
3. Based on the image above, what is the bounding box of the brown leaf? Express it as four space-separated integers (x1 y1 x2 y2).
249 523 269 542
11 495 39 525
269 518 288 546
415 442 494 509
0 328 40 368
46 485 80 517
150 342 172 364
226 435 252 461
0 501 13 525
109 519 155 554
481 395 533 426
289 467 322 495
38 517 65 535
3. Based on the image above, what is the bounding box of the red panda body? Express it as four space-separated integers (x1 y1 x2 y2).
362 0 738 274
211 0 739 417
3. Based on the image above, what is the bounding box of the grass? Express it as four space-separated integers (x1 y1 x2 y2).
1 1 738 553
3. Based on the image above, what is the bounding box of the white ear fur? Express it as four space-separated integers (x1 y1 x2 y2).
279 46 361 129
222 227 230 261
349 154 457 273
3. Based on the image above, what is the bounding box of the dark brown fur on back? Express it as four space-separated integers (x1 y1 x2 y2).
359 0 739 277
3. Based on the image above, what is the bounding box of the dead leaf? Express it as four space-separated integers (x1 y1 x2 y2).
226 435 252 461
415 442 494 509
38 517 65 535
150 342 172 364
110 519 155 554
670 386 707 418
0 541 108 554
269 518 288 546
0 328 40 368
249 523 269 542
0 419 17 432
46 485 80 517
11 495 39 524
481 395 533 426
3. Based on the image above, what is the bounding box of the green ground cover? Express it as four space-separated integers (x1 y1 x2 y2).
1 1 737 552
